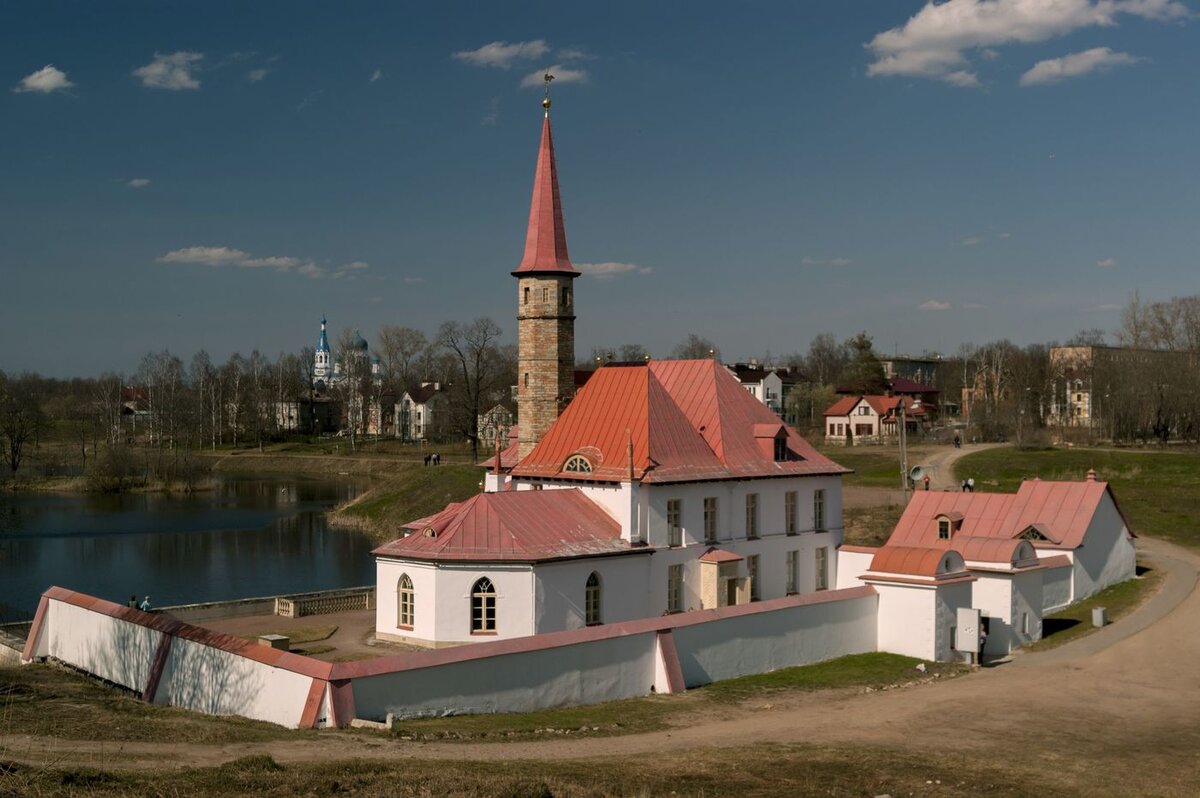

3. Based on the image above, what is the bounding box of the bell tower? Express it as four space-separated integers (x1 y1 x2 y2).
514 78 579 460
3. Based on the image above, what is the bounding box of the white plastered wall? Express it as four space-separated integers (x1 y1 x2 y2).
156 637 315 728
1072 493 1137 601
836 549 876 589
534 555 652 631
933 581 974 662
1041 564 1073 612
873 582 938 660
44 600 159 693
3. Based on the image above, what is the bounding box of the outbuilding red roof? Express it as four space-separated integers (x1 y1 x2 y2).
886 478 1130 551
823 395 905 418
512 359 848 484
375 488 640 563
868 546 965 578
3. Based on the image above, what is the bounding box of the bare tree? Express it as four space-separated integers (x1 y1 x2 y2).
0 372 48 477
672 333 719 360
438 317 504 463
378 326 428 395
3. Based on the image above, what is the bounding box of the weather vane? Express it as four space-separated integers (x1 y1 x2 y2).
542 71 554 113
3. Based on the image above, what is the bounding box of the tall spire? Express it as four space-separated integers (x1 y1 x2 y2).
513 76 577 277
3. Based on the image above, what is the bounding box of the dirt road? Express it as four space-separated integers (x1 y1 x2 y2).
4 536 1196 793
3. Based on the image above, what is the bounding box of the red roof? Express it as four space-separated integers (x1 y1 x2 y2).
512 360 849 484
823 395 907 418
888 377 939 395
375 488 640 562
952 536 1036 565
513 113 578 277
408 384 444 404
868 546 965 578
886 479 1128 551
699 547 744 563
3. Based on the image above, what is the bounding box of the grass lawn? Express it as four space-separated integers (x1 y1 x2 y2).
816 446 904 488
697 652 965 701
952 446 1200 548
842 504 904 547
330 464 485 537
1028 563 1163 652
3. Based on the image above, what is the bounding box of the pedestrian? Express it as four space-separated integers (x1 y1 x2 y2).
961 479 968 492
953 434 961 449
967 477 975 493
139 595 152 612
128 594 138 608
922 474 931 491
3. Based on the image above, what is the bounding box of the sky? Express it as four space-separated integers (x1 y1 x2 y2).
3 0 1198 377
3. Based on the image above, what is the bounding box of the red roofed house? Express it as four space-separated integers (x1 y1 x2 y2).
823 395 919 445
373 97 850 647
837 469 1135 660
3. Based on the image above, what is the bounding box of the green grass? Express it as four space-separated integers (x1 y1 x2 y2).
842 504 904 547
331 464 485 536
698 652 966 701
817 446 904 488
1028 563 1163 652
0 663 298 744
953 446 1200 548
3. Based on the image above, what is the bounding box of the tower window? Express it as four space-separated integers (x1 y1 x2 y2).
562 287 571 307
542 287 549 302
523 373 529 387
523 287 530 305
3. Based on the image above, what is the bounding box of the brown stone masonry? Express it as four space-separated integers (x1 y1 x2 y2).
517 274 576 458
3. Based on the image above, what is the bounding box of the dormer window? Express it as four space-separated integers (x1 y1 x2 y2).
563 454 593 473
938 519 951 540
773 436 788 461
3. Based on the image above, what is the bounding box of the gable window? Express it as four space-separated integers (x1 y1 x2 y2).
745 493 759 538
773 436 788 461
471 577 497 634
667 499 683 547
859 406 870 416
1020 526 1048 541
667 564 683 613
563 454 593 473
785 491 798 534
813 489 826 532
938 519 951 540
585 572 602 626
397 574 414 628
815 547 829 590
786 550 798 594
747 554 760 600
703 497 718 543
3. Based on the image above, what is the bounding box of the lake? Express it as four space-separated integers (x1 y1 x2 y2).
0 477 377 620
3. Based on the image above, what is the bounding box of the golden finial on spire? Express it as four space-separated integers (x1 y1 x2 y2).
542 71 554 114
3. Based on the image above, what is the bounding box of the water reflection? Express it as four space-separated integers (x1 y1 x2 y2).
0 477 374 618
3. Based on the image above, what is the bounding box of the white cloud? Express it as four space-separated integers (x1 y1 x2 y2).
521 64 588 88
158 246 367 279
126 178 151 189
246 68 268 83
997 231 1013 239
800 256 853 266
370 69 383 83
575 262 652 279
920 299 952 311
866 0 1187 86
13 64 74 94
133 51 203 90
481 96 500 126
959 235 985 246
453 40 549 69
1020 46 1141 85
159 246 248 265
557 47 592 60
1097 257 1118 267
403 276 425 285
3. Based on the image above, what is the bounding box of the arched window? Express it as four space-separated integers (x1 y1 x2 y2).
585 572 602 626
563 454 593 473
471 577 497 633
397 574 414 628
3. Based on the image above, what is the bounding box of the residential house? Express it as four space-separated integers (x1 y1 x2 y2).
399 383 448 442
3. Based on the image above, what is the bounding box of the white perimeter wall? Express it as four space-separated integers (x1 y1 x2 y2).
934 581 974 662
670 591 876 686
971 571 1043 656
44 600 159 693
836 549 876 589
156 635 315 728
353 589 878 721
873 583 937 660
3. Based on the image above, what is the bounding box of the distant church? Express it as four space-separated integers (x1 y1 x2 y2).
312 315 380 393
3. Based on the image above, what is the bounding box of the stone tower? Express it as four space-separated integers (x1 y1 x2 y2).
514 96 579 459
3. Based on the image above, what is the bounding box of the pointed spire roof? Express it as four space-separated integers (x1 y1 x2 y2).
316 315 330 353
513 110 578 277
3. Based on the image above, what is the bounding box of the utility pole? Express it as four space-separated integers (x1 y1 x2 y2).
899 401 909 501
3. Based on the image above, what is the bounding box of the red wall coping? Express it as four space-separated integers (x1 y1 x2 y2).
839 545 879 554
38 587 334 681
331 585 877 680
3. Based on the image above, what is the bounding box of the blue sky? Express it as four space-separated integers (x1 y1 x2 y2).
3 0 1198 376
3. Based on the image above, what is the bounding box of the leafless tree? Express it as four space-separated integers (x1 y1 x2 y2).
0 372 48 477
378 326 428 395
438 317 505 463
672 333 719 360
